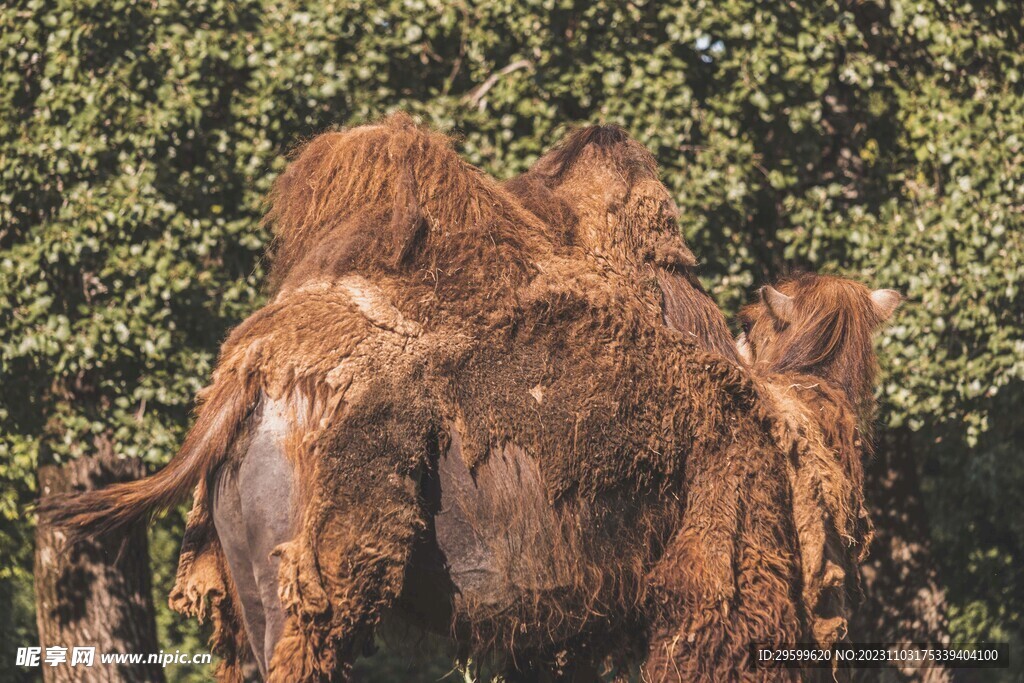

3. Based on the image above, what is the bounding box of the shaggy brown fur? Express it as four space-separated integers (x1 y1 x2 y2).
263 114 554 314
505 125 741 364
254 119 801 679
738 274 901 656
43 116 835 681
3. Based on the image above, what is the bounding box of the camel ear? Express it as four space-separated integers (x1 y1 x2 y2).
870 289 902 321
760 286 795 323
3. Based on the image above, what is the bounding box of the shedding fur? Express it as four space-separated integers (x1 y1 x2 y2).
255 120 803 680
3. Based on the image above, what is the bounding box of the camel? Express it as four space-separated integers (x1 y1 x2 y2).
39 116 898 681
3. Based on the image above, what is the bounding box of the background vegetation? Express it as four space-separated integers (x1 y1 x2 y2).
1 0 1021 680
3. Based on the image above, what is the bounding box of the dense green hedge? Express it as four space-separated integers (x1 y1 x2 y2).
2 1 1021 680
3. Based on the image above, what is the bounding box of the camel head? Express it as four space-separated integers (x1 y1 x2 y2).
737 273 902 414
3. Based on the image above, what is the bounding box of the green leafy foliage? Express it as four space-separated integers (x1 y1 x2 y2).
1 1 1020 679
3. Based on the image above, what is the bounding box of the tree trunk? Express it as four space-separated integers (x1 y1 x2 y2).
35 446 164 683
853 430 952 682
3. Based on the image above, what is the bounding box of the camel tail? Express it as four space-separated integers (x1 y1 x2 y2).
37 375 258 544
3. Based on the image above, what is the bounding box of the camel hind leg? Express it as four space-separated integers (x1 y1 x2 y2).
212 465 268 677
269 382 433 682
212 396 299 677
270 469 426 681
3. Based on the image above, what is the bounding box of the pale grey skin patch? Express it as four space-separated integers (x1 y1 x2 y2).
212 397 296 677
